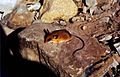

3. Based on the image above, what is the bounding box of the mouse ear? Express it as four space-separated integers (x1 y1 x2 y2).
43 29 50 35
43 29 50 43
46 29 50 33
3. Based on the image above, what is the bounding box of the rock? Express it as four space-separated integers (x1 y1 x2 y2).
0 0 40 29
103 53 120 77
114 42 120 55
18 23 107 77
101 4 111 11
89 55 115 77
3 26 14 35
74 0 98 17
71 16 81 22
82 0 117 16
0 0 21 18
3 0 120 77
40 0 78 23
93 7 103 15
59 20 67 26
73 0 83 8
7 3 35 29
99 35 112 42
83 0 97 15
26 2 41 12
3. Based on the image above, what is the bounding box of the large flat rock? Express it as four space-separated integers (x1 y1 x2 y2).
18 22 109 77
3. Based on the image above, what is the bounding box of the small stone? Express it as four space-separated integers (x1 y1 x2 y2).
59 20 67 26
26 2 41 12
114 42 120 54
99 16 110 23
83 0 97 15
106 50 110 53
81 26 87 30
85 0 97 7
99 35 112 41
3 26 14 35
111 58 119 67
93 7 103 15
80 17 85 21
71 16 81 22
102 4 111 11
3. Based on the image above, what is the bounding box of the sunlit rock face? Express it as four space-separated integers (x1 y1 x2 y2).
8 3 35 29
0 0 20 18
40 0 78 23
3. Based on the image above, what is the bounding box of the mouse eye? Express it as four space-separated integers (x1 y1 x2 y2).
53 35 58 39
47 38 52 42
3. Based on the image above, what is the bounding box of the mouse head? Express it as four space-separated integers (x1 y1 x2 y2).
44 29 59 43
44 29 72 43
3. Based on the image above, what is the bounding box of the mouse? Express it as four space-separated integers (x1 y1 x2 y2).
43 29 84 56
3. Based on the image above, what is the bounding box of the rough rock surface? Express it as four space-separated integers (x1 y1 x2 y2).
7 3 35 29
19 23 107 77
0 0 39 29
2 0 120 77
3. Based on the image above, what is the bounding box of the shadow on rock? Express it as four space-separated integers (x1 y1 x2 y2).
1 25 57 77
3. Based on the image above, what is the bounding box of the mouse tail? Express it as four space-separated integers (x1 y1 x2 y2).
72 35 85 56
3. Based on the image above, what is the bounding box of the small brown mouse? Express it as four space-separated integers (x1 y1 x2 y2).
43 29 84 56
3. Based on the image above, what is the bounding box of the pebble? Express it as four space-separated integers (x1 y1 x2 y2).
99 35 112 42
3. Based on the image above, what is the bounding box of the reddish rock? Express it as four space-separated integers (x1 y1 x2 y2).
19 23 107 77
